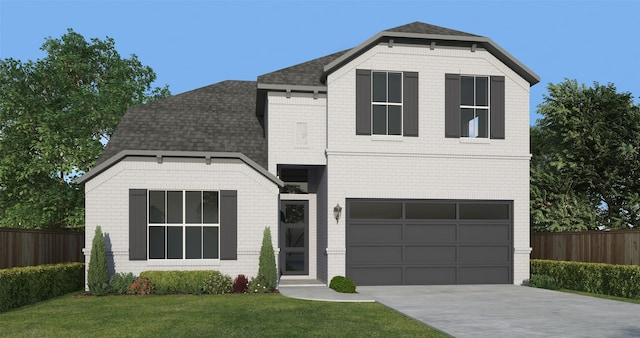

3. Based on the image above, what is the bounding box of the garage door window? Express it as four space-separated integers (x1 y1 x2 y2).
459 203 509 220
349 201 402 219
405 202 456 219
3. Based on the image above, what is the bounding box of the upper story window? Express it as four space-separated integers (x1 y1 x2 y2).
356 69 418 137
460 76 489 138
445 74 505 139
148 190 219 259
372 71 403 135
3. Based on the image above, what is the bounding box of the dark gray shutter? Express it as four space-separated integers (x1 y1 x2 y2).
403 72 419 137
445 74 461 138
356 69 371 135
129 189 147 260
220 190 237 260
490 76 505 139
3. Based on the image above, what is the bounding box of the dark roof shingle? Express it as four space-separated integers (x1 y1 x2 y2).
97 80 267 168
386 21 479 37
257 50 348 87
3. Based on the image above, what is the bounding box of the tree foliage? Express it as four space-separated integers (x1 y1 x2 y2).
531 79 640 231
0 29 170 229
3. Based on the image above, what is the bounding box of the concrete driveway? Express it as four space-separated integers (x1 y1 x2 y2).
357 285 640 337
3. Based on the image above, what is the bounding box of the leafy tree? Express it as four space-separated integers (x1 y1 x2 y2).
531 79 640 231
0 29 170 229
88 226 109 295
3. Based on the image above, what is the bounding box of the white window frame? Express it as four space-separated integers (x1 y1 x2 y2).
460 75 490 139
147 190 220 260
371 71 403 136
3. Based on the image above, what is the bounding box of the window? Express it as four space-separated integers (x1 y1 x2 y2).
445 74 505 139
460 76 489 138
356 69 418 137
148 190 219 259
372 71 403 135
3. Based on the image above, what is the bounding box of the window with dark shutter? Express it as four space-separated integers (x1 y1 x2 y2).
220 190 237 260
403 72 419 137
129 189 147 260
490 76 505 139
356 69 372 135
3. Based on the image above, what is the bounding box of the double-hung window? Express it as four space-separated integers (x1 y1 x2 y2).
372 71 403 135
356 69 419 137
445 74 505 139
148 190 220 259
460 76 489 138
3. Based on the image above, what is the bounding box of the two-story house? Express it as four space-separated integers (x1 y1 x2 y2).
79 22 539 286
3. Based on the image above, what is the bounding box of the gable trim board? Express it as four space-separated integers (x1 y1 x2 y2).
79 150 284 186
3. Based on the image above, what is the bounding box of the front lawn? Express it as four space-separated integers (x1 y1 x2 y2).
0 293 446 337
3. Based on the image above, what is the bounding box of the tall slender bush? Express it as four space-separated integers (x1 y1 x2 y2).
251 227 277 292
87 226 109 295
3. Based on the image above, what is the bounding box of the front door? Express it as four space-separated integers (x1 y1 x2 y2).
279 200 308 275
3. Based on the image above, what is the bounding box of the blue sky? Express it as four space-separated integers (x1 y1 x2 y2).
1 0 638 125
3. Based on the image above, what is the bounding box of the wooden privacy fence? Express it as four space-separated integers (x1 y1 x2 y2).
0 228 85 269
531 230 640 265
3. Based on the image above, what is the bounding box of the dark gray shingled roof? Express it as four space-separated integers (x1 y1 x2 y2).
258 22 484 88
97 80 267 168
386 21 479 37
257 50 348 87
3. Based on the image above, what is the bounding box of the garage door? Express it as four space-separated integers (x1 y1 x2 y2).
346 199 512 285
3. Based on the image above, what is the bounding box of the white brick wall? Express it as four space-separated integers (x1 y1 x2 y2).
267 92 327 174
323 43 532 284
84 157 280 288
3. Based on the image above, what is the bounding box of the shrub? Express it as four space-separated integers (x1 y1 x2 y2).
128 277 155 295
256 227 277 292
329 276 357 293
233 274 249 293
140 270 213 294
247 276 270 294
528 274 560 290
203 271 233 294
531 259 640 299
87 226 109 296
109 272 137 294
0 262 84 312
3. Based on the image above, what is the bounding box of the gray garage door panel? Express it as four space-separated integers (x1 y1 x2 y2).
348 223 402 242
348 246 402 264
405 246 456 263
350 267 402 285
459 224 510 242
459 266 511 284
405 267 457 285
405 224 456 242
346 199 513 285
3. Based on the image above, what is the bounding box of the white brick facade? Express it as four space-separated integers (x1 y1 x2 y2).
84 157 280 288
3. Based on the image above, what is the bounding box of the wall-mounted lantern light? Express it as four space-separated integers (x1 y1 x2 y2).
333 203 342 224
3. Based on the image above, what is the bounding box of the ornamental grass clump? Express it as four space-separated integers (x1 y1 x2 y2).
109 272 137 294
87 226 109 296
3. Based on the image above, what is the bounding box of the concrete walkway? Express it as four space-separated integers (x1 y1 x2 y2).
279 284 640 337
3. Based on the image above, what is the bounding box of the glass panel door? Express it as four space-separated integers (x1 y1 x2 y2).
279 200 308 275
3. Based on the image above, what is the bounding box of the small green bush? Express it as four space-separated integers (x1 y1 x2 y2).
247 276 271 294
256 227 277 292
531 259 640 299
203 271 233 294
329 276 356 293
109 272 137 294
0 262 84 312
528 274 560 290
128 277 155 295
140 270 213 294
87 226 109 296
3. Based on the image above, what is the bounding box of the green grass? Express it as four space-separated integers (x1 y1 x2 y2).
0 293 447 337
559 289 640 304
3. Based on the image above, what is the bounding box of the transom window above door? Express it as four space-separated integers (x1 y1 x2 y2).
372 71 403 135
